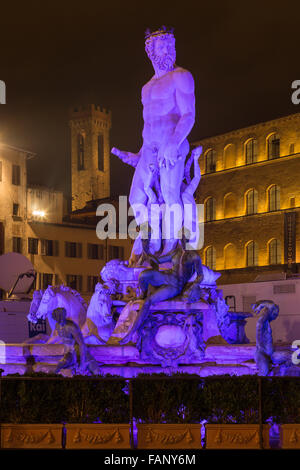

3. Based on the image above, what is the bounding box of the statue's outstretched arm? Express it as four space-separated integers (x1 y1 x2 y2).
111 147 141 168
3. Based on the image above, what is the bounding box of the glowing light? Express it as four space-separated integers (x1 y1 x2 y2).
32 210 46 218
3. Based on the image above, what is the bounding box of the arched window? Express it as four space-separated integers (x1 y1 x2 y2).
268 239 281 265
205 246 216 270
246 241 258 267
224 193 237 218
245 139 258 164
224 243 237 270
268 133 280 159
205 197 216 222
224 143 236 169
268 185 280 211
77 134 85 171
246 189 258 215
205 150 216 173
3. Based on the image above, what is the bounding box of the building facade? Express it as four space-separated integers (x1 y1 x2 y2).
194 112 300 285
0 105 131 300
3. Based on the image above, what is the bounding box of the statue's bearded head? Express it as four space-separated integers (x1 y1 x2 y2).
145 29 176 72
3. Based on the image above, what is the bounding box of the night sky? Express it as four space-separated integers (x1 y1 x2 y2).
0 0 299 201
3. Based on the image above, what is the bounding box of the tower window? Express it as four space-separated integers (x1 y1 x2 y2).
98 134 104 171
77 134 85 171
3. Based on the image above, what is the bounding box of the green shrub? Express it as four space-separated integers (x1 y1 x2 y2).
202 375 259 424
132 373 205 423
262 378 300 424
0 373 129 424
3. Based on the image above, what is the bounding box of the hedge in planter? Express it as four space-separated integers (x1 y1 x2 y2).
202 375 269 449
262 377 300 449
63 376 131 449
132 373 204 449
0 373 66 449
0 373 130 449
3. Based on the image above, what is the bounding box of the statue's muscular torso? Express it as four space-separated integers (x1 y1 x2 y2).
141 66 194 150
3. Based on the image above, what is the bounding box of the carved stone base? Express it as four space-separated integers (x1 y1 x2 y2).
205 424 270 449
136 305 205 367
1 424 63 449
65 424 131 449
137 424 202 449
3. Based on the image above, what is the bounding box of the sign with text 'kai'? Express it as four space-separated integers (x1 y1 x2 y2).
28 319 47 338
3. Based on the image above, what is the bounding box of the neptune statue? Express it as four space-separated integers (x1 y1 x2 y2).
111 26 199 262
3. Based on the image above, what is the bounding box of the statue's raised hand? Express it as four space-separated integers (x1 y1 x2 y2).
111 147 140 168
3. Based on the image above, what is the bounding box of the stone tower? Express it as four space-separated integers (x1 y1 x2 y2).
70 104 111 211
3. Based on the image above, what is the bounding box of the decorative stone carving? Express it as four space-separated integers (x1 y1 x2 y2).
137 424 202 449
136 308 205 366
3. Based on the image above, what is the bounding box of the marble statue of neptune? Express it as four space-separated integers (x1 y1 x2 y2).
112 27 196 261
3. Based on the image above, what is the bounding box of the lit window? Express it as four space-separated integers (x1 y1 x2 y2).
268 185 280 211
268 134 280 159
269 239 281 265
246 241 258 267
205 197 216 222
245 139 258 164
246 189 258 215
205 246 216 270
205 150 216 173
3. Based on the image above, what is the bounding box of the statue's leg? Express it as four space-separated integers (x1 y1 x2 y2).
160 141 187 254
55 352 74 373
129 147 159 262
131 284 180 337
139 269 166 298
